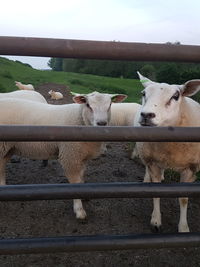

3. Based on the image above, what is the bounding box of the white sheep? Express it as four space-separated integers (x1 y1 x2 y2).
0 90 47 165
0 91 127 219
99 102 141 155
48 90 63 100
15 81 35 91
110 103 141 126
0 90 46 103
134 71 200 232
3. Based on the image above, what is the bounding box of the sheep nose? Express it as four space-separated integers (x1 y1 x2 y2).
97 121 107 126
141 112 156 119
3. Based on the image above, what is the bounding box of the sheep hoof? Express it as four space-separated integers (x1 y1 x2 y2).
178 224 190 232
150 224 162 233
76 209 87 220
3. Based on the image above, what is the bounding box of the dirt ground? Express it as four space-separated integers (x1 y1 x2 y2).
0 84 200 267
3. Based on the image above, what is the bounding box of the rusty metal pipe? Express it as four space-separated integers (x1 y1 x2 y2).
0 233 200 254
0 125 199 142
1 36 200 62
0 183 200 201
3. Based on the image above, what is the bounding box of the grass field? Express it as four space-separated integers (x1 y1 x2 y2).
1 56 200 180
0 57 142 103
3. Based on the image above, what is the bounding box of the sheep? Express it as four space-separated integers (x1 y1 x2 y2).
0 90 47 103
15 81 35 91
99 102 141 155
0 90 47 165
48 90 63 100
134 71 200 232
0 91 127 219
110 103 141 126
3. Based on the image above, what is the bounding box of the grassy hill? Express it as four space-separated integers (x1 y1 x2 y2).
0 57 142 103
2 57 200 180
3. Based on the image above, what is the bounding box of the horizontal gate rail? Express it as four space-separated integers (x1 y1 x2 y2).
0 233 200 255
0 183 200 201
2 36 200 255
1 36 200 62
0 125 199 142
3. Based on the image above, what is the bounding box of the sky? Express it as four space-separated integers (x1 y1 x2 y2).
1 0 200 69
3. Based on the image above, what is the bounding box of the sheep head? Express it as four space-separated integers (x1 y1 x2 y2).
137 71 200 127
73 91 127 126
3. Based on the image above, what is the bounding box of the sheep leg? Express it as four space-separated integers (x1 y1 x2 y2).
68 172 87 220
100 143 107 155
130 145 139 159
67 174 86 220
73 198 86 220
178 198 189 232
147 165 163 232
60 161 87 219
144 166 164 183
0 156 10 185
143 166 151 182
178 169 196 232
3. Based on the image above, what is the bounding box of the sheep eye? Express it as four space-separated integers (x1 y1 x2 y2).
171 91 180 101
141 91 146 97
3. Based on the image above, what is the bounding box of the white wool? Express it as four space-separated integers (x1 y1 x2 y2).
99 102 141 157
48 90 63 100
110 103 141 126
0 99 82 126
15 81 35 91
0 90 46 103
135 72 200 233
0 91 127 219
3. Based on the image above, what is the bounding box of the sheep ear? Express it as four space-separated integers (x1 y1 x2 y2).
137 71 154 88
73 95 86 104
111 94 127 103
181 80 200 97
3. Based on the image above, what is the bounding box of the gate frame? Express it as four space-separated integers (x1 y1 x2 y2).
0 36 200 254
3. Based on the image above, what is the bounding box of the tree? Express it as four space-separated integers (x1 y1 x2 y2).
140 64 156 80
47 58 54 69
180 68 200 83
47 58 63 71
156 63 180 84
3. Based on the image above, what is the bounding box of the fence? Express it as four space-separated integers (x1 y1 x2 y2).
0 36 200 255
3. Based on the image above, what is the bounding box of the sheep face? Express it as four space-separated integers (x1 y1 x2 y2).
137 72 200 127
73 91 127 126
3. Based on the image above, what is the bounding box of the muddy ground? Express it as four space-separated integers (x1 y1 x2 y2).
0 84 200 267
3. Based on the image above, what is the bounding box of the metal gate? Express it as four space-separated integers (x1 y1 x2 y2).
0 37 200 255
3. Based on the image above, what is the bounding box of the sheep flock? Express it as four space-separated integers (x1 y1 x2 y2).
1 76 200 234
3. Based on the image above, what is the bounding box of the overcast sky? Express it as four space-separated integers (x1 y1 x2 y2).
1 0 200 69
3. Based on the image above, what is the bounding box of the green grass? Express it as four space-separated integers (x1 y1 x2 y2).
0 57 142 103
1 57 200 180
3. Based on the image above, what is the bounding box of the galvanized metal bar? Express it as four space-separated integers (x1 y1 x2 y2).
0 183 200 201
0 125 199 142
0 233 200 255
1 36 200 62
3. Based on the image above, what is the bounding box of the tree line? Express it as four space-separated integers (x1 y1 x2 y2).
48 53 200 84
